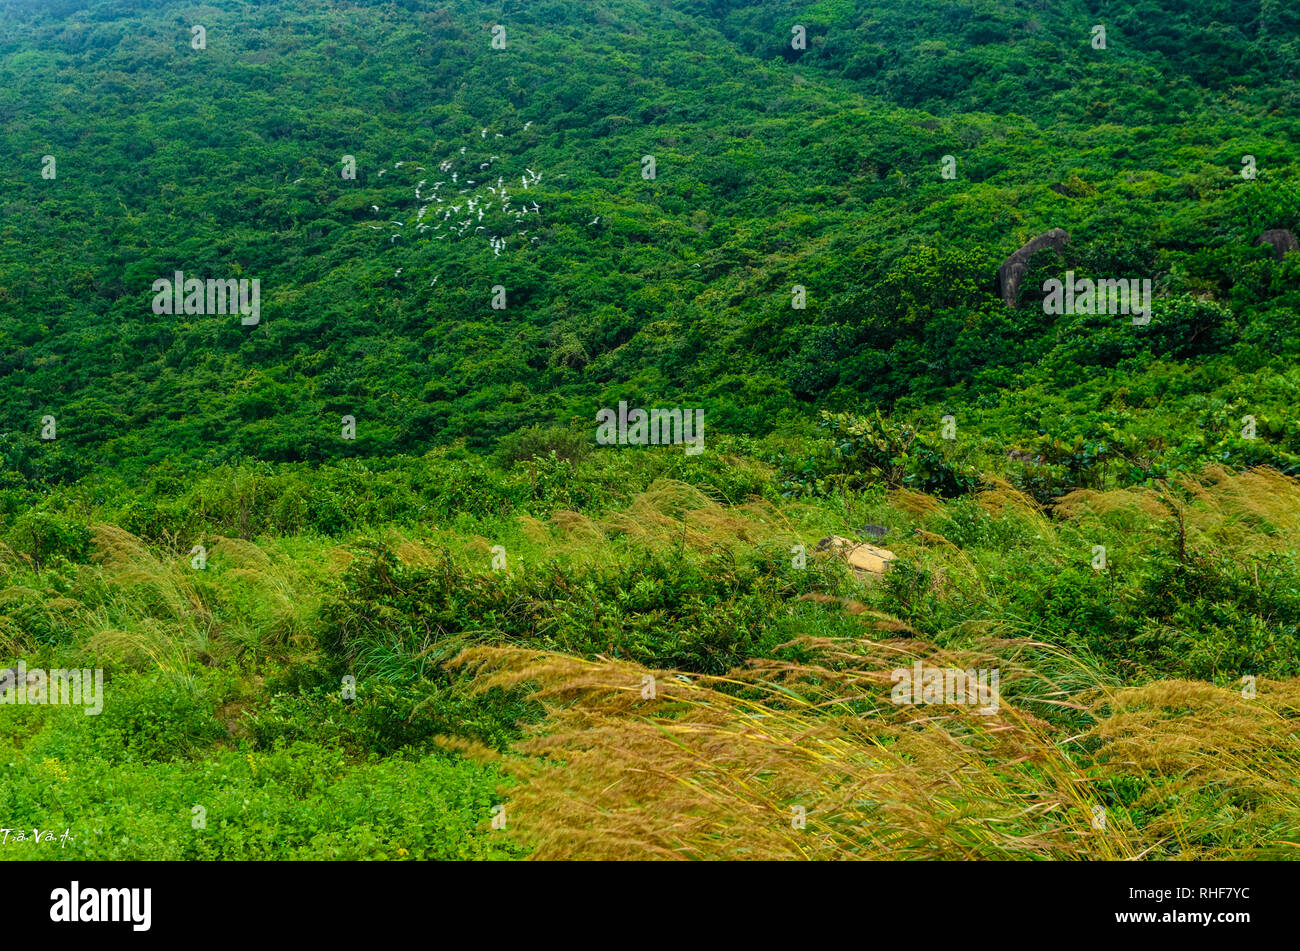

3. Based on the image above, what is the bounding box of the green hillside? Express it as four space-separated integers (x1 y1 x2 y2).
1 0 1298 860
3 0 1298 481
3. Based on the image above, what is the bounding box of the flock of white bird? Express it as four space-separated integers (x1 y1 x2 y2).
364 121 549 277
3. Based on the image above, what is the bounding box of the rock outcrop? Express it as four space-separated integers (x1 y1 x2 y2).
1254 229 1299 261
997 228 1070 308
816 535 897 580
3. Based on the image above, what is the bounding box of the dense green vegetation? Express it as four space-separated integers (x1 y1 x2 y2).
0 0 1297 859
3 0 1298 480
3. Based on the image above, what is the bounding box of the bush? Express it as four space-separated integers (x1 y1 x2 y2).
4 510 92 571
493 425 592 468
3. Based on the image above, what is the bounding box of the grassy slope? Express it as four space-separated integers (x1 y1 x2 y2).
3 457 1299 858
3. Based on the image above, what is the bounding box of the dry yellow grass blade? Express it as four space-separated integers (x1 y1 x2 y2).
71 524 322 670
89 523 209 627
85 619 196 679
451 637 1150 860
207 535 274 570
0 540 29 572
0 615 25 657
1082 678 1300 856
590 479 800 553
975 474 1055 536
890 488 944 518
1053 466 1300 559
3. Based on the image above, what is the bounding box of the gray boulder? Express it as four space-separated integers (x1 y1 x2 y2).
997 228 1070 308
1254 229 1299 261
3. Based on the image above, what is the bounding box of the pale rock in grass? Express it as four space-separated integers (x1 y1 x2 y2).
815 536 897 579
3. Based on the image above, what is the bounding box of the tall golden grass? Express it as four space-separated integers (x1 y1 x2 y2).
450 636 1299 859
6 467 1296 859
68 525 327 674
442 467 1300 860
1055 464 1300 557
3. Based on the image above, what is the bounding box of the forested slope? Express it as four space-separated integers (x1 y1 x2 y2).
1 0 1298 485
